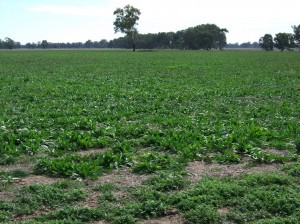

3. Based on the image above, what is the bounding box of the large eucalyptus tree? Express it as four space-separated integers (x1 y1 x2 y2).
113 5 141 52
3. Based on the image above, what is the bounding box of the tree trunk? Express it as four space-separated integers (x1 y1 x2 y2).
132 32 136 52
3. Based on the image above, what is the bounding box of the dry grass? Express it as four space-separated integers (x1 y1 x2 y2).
186 160 283 183
139 213 184 224
74 148 109 156
13 175 61 188
86 167 151 188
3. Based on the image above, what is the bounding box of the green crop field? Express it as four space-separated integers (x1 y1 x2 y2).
0 50 300 223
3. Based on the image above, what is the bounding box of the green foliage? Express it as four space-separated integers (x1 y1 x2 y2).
7 169 30 178
35 206 105 223
283 162 300 177
253 212 300 224
233 189 300 216
295 139 300 154
0 210 9 223
142 171 190 191
238 172 292 186
247 148 290 163
113 5 141 51
259 34 274 51
0 180 86 221
34 150 132 178
0 154 18 165
183 24 228 50
2 171 298 223
1 50 299 178
292 24 300 48
184 205 220 224
132 151 181 174
24 220 82 224
17 181 86 209
99 191 119 202
131 187 167 203
0 169 30 186
139 200 167 219
0 50 300 223
210 150 241 163
169 173 299 223
113 5 141 34
274 33 296 51
3 37 15 49
93 183 118 192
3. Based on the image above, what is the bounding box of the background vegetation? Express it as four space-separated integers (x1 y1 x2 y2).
1 23 299 51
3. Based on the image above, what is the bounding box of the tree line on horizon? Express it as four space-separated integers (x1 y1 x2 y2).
0 23 229 50
1 23 299 51
0 35 262 50
259 25 300 51
1 24 299 51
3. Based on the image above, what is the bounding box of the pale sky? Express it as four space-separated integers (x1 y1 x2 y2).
0 0 299 44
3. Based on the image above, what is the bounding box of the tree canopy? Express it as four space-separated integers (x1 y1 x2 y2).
183 24 228 50
41 40 49 49
259 24 299 51
274 33 295 51
292 25 300 49
259 34 274 51
107 25 229 50
113 5 141 51
4 37 15 49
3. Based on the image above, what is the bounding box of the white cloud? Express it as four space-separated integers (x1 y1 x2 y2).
26 5 110 17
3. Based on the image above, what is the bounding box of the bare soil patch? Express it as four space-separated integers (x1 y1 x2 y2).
139 214 185 224
186 161 283 183
0 160 33 172
217 207 231 215
0 189 15 201
78 190 99 208
13 175 61 187
75 147 109 156
90 221 110 224
264 148 291 157
86 167 151 188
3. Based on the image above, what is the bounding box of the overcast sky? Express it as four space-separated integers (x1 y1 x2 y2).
0 0 299 44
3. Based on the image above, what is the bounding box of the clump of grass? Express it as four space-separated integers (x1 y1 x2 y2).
0 180 87 220
7 169 30 178
184 204 220 224
295 139 300 154
282 162 300 177
138 200 168 219
132 151 182 174
142 171 190 191
0 154 17 165
34 150 132 178
0 169 30 186
99 191 119 202
35 206 105 223
0 210 9 223
93 183 118 192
